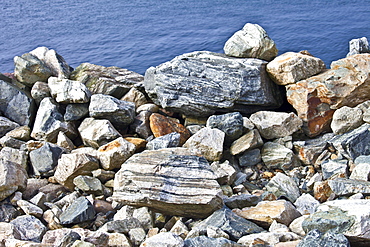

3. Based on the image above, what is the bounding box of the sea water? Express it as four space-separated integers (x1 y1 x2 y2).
1 0 369 75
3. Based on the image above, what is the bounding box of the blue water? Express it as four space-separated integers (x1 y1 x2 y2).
1 0 369 75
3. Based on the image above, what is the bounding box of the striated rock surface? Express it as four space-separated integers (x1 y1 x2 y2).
112 148 223 218
144 51 283 117
206 112 244 143
261 142 300 172
59 197 96 225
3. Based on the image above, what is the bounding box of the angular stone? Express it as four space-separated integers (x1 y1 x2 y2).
267 51 326 85
125 137 147 152
0 117 19 139
97 137 136 170
0 136 25 148
59 197 96 225
0 204 20 223
170 220 189 239
237 232 301 246
297 229 350 247
64 103 89 121
145 132 178 150
48 77 91 104
262 142 300 172
144 51 283 117
0 158 27 201
31 81 51 105
289 215 309 237
121 87 148 108
327 178 370 196
150 113 191 146
10 215 47 242
132 207 154 231
29 142 65 177
14 53 52 86
41 228 108 246
210 160 237 185
238 148 261 167
140 232 184 247
112 148 223 218
321 159 348 180
70 63 144 98
130 110 153 139
107 232 132 247
16 200 43 218
184 236 242 247
250 111 303 139
54 153 100 190
73 175 104 195
223 194 260 209
0 146 27 170
57 131 75 151
265 172 301 203
331 106 364 135
183 127 225 161
5 125 31 141
350 156 370 181
0 222 22 240
129 227 146 246
78 118 122 149
294 193 320 215
230 129 263 156
347 37 370 57
286 54 370 137
206 112 244 143
224 23 278 61
99 218 142 234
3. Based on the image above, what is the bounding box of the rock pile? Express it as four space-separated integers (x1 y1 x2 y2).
0 25 369 247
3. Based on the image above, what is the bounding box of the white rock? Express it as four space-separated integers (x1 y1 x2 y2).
331 106 364 135
139 232 184 247
48 77 91 103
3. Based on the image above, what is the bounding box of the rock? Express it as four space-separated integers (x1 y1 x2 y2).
321 159 348 180
0 136 25 149
22 178 49 201
144 51 283 117
29 142 65 177
130 110 153 139
73 176 104 195
139 232 184 247
286 54 370 137
210 160 237 185
289 215 309 237
170 220 189 239
206 225 230 239
129 227 146 246
347 37 370 57
0 117 20 138
237 232 301 246
16 200 43 218
266 51 326 85
223 194 260 209
137 103 159 114
0 147 28 170
70 63 144 98
10 215 47 242
230 129 263 156
0 158 27 201
48 77 92 104
92 169 116 184
59 197 96 225
146 132 181 150
99 218 142 234
183 127 225 161
327 178 370 196
121 87 148 108
249 111 303 139
265 172 301 203
132 207 154 231
57 131 76 151
31 97 77 142
65 103 90 122
0 78 36 126
234 200 302 228
350 156 370 181
331 106 363 135
149 113 191 146
238 148 262 167
206 112 244 143
5 125 31 141
262 142 300 172
31 81 51 104
0 204 20 223
112 148 223 218
71 240 96 247
224 23 278 61
41 228 108 246
0 222 22 240
294 194 320 215
89 94 136 129
107 232 132 247
125 137 147 152
54 153 100 190
184 236 243 247
297 229 350 247
14 53 52 86
78 118 122 149
97 137 136 170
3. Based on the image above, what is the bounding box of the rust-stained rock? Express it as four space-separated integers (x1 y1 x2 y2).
313 180 334 203
124 137 147 152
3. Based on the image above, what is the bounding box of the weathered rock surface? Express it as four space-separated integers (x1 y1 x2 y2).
350 155 370 181
59 197 96 225
144 51 283 117
265 172 301 203
262 142 299 172
184 235 243 247
347 37 369 57
230 129 263 156
0 117 20 138
130 110 153 139
266 51 326 85
10 215 47 242
210 160 237 185
73 176 104 195
206 112 244 143
331 106 364 135
294 193 320 215
121 87 148 108
0 158 27 201
321 159 348 180
113 148 223 218
64 103 90 121
297 229 350 247
238 148 261 167
223 194 260 209
31 81 51 104
48 77 92 104
139 232 184 247
237 231 301 246
327 178 370 196
224 23 278 61
29 142 65 177
146 132 180 150
14 53 52 86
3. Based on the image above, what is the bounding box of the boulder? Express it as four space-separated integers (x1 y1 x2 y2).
266 51 326 85
210 160 237 185
297 229 350 247
347 37 370 57
350 156 370 181
265 172 301 203
230 129 263 156
224 23 278 61
120 87 148 108
5 125 31 141
0 135 25 149
262 142 299 172
64 103 89 121
10 215 47 242
29 142 65 177
99 218 142 234
113 148 223 218
223 194 260 209
0 222 22 240
286 54 370 137
48 77 92 104
321 159 348 180
30 81 51 104
331 106 363 135
14 53 52 86
70 63 144 98
327 178 370 196
146 132 181 150
144 51 283 117
206 112 244 143
0 147 27 170
238 148 262 167
294 193 320 215
59 197 96 225
0 158 27 201
73 176 104 195
16 200 43 218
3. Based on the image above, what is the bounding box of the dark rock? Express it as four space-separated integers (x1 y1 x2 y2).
184 235 243 247
146 132 181 150
206 112 244 144
0 117 20 138
29 142 65 177
64 103 89 121
99 218 142 234
10 215 47 242
130 110 153 139
0 204 20 222
297 229 350 247
238 148 261 167
59 196 96 225
223 194 260 209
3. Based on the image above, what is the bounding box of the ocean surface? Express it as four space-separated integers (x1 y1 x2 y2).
1 0 369 75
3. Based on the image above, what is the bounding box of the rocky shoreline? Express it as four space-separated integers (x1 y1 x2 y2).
0 23 369 246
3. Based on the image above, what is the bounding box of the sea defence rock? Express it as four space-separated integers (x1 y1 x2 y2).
224 23 278 61
144 51 283 117
14 53 52 86
347 37 369 57
112 148 223 218
48 77 92 104
286 54 370 137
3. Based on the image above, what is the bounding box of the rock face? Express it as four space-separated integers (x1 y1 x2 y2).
224 23 278 61
113 148 223 218
286 54 370 137
144 51 283 117
266 51 326 85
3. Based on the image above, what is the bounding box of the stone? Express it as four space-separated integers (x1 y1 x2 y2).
237 232 301 246
48 77 92 104
331 106 364 135
206 112 244 143
59 197 96 225
132 207 154 231
170 220 189 239
183 127 225 161
107 232 132 247
31 81 51 104
31 97 77 142
223 194 260 209
238 148 261 167
0 135 26 149
125 137 147 152
350 156 370 181
73 176 104 195
22 178 49 201
265 173 301 203
5 125 31 141
286 54 370 137
0 117 20 138
78 118 122 149
121 87 148 108
0 204 20 223
54 153 100 190
249 111 303 139
294 193 320 215
99 218 143 235
113 148 223 218
130 110 153 139
29 192 47 210
71 240 95 247
97 137 136 170
139 232 184 247
0 147 28 170
14 53 52 86
210 160 237 185
297 229 350 247
70 63 144 98
42 228 109 246
16 200 43 218
206 225 230 239
184 236 243 247
347 37 370 57
289 215 309 237
144 51 283 117
129 227 146 246
10 215 47 242
224 23 278 61
230 129 263 156
89 94 135 129
137 103 159 113
266 51 326 85
64 103 89 121
146 132 181 150
327 178 370 196
0 158 27 201
313 180 334 203
234 200 302 228
92 169 116 183
57 131 75 151
149 113 191 146
321 159 348 180
0 222 22 240
29 142 65 177
262 142 300 172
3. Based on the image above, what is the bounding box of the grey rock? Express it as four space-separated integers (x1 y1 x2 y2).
262 142 300 172
206 112 244 143
64 103 89 121
289 215 309 237
327 178 370 196
321 159 348 180
73 175 104 195
48 77 92 104
57 131 75 151
29 142 65 177
136 103 159 113
0 147 28 170
106 233 132 247
230 129 263 156
112 148 223 218
0 135 26 148
14 53 52 86
78 118 122 149
10 215 47 242
210 160 237 185
132 206 154 231
331 106 364 135
223 194 260 209
146 132 181 150
16 200 43 218
59 196 96 225
184 236 242 247
238 148 261 167
294 193 320 215
129 227 146 246
350 155 370 181
0 222 22 241
99 218 142 234
91 169 116 183
347 37 370 57
170 220 189 239
297 229 350 247
0 117 20 138
130 110 153 139
144 51 283 117
265 172 301 203
71 240 96 247
232 172 248 186
237 231 301 246
5 125 31 141
0 158 27 201
0 204 20 222
139 232 184 247
30 81 51 105
224 23 278 61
